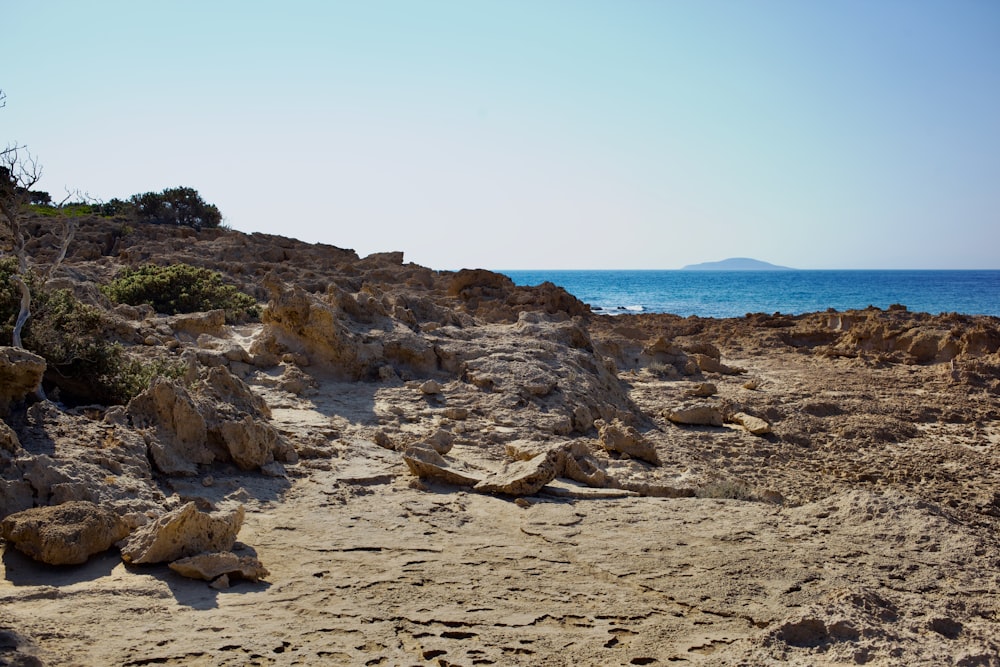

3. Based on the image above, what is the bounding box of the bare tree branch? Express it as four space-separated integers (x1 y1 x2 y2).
10 274 30 349
44 218 77 282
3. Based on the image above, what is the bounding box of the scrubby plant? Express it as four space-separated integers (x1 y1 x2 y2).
129 186 222 229
1 257 181 404
102 263 258 323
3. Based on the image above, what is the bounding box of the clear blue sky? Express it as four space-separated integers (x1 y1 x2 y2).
4 1 999 270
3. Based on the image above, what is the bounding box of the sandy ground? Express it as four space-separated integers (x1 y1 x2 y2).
3 344 999 667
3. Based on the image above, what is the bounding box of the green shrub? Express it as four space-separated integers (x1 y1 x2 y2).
129 186 222 229
102 263 258 323
1 257 181 404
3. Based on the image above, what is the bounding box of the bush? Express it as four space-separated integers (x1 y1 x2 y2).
129 186 222 229
102 263 258 323
0 257 181 404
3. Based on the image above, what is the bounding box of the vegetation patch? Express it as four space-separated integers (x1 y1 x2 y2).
102 263 259 323
1 257 182 404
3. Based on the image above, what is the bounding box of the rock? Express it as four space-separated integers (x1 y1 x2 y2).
0 501 130 565
563 450 608 488
119 502 245 565
0 420 21 453
691 353 738 375
504 439 567 462
218 416 278 470
598 420 660 465
419 379 442 395
572 404 595 432
441 407 469 420
169 309 226 336
168 551 269 583
401 445 482 487
422 428 455 455
0 347 46 417
0 479 34 517
667 404 725 427
730 411 772 436
474 449 560 496
127 379 210 475
686 382 717 397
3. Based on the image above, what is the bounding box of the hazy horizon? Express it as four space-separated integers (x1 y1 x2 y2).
5 1 999 271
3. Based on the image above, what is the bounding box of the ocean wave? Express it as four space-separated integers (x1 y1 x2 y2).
593 304 645 315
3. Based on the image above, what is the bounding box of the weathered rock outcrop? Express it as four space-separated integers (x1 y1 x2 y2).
119 502 244 565
1 501 130 565
0 347 45 417
667 403 725 427
168 551 269 583
474 450 561 496
127 379 211 475
730 411 772 436
598 420 660 465
401 445 482 487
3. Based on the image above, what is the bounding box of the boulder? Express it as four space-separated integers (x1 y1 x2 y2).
598 420 660 465
563 450 608 488
0 479 34 517
730 412 772 436
401 445 481 487
422 428 455 455
0 347 45 417
667 404 725 427
169 309 226 337
686 382 718 398
688 353 743 375
218 416 278 470
474 450 560 496
127 379 210 475
0 501 130 565
0 421 20 453
419 379 442 395
120 502 244 565
168 551 269 583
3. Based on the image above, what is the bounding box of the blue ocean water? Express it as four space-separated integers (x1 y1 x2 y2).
501 270 1000 318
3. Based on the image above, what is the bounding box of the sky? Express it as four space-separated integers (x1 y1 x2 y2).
3 0 999 270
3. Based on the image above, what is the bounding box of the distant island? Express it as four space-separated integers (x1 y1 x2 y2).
681 257 795 271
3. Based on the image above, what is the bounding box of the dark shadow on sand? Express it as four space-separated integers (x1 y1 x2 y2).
2 545 120 587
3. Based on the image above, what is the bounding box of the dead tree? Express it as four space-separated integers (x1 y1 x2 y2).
1 90 77 356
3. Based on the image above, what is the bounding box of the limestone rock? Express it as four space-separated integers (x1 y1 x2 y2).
120 502 244 565
218 416 278 470
419 379 442 395
667 404 725 427
127 379 210 475
0 347 45 417
598 420 660 466
691 353 740 375
422 428 455 455
730 412 772 436
504 439 567 463
563 450 608 488
474 450 560 496
169 309 226 337
168 551 269 583
0 501 130 565
686 382 718 397
0 420 20 453
401 445 482 487
0 479 34 517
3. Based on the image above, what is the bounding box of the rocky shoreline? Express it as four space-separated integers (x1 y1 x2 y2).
2 217 999 665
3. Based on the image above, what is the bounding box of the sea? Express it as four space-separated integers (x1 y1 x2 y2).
501 270 1000 319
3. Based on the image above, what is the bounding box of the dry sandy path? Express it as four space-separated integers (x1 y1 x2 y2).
3 372 999 666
